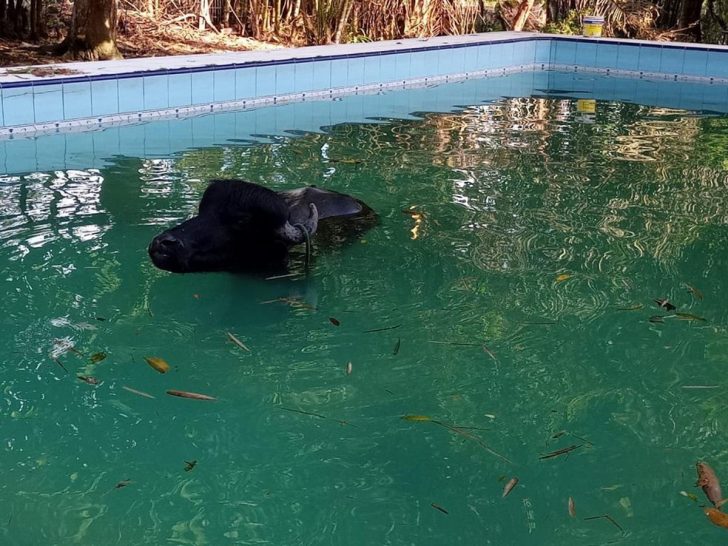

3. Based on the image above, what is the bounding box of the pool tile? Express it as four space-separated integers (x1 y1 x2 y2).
410 50 430 78
442 47 466 74
576 42 597 68
394 53 411 81
616 44 640 71
489 42 514 69
363 55 381 85
659 47 684 75
213 69 236 102
143 74 169 110
256 65 276 97
477 44 492 70
514 40 536 66
296 62 316 94
4 88 36 126
5 139 37 172
682 49 708 77
330 58 349 88
0 89 3 126
378 54 398 83
553 40 577 66
312 60 332 90
168 73 192 107
275 63 296 95
462 45 479 72
534 40 550 65
91 79 119 116
706 51 728 78
702 84 728 111
62 81 92 121
33 84 64 123
637 45 661 73
117 123 147 157
234 66 256 100
190 72 213 104
594 43 618 69
347 57 365 86
118 77 144 114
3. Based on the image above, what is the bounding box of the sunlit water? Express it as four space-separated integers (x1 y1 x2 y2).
3 89 728 545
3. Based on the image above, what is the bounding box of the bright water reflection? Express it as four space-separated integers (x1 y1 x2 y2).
2 97 728 545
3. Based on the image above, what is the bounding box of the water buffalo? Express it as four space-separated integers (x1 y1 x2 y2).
148 179 375 273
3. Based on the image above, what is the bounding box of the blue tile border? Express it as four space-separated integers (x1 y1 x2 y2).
2 33 728 135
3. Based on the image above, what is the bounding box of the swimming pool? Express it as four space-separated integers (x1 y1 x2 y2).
2 34 728 545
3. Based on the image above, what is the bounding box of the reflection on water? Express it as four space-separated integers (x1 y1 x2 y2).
2 97 728 545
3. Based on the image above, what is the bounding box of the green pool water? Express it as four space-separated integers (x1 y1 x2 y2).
3 95 728 545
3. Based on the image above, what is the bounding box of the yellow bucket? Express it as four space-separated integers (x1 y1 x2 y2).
576 99 596 114
582 16 604 37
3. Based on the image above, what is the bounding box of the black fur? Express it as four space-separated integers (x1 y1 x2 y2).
148 179 375 273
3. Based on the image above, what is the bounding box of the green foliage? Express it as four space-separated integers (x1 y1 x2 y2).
543 9 585 35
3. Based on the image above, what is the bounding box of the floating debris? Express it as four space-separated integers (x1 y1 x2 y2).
122 386 155 399
329 317 341 327
649 315 665 323
616 304 644 311
431 503 449 515
363 324 401 333
226 331 250 352
555 273 572 283
90 352 107 364
393 338 401 355
679 490 698 502
52 357 68 373
184 460 197 472
166 390 216 401
144 356 170 374
685 283 704 300
704 507 728 529
682 385 719 390
115 479 132 489
697 461 723 507
77 375 101 385
260 297 316 311
346 362 352 375
278 406 350 426
328 158 363 164
674 312 707 322
654 298 676 311
568 497 576 517
401 414 511 464
482 344 496 361
584 514 623 532
95 316 107 321
539 444 583 460
427 340 480 347
502 477 519 498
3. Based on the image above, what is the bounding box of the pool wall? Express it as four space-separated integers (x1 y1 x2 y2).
2 32 727 137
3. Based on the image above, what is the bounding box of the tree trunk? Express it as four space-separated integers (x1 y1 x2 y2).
678 0 702 40
512 0 534 31
55 0 122 60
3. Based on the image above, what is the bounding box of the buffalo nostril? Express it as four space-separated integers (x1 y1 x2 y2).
156 234 183 251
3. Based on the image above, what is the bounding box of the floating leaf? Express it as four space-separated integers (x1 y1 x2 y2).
649 315 665 323
329 317 341 326
90 352 107 364
654 298 676 311
393 338 401 355
555 273 572 283
346 362 352 375
401 415 432 422
77 375 101 385
675 312 707 322
539 444 582 460
184 460 197 472
704 507 728 529
166 389 216 401
568 497 576 517
685 283 704 300
697 461 723 507
679 490 698 502
616 304 643 311
122 385 155 399
226 331 250 352
502 477 519 498
431 503 448 515
145 356 170 374
115 479 131 489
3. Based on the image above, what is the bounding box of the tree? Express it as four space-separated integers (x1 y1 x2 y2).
55 0 123 60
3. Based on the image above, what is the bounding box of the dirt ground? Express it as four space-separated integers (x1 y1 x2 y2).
0 10 282 68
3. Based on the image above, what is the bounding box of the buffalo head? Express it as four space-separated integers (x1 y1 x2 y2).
148 180 318 273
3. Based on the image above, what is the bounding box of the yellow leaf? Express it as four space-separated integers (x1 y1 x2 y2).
401 415 431 422
555 274 572 283
144 356 170 374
